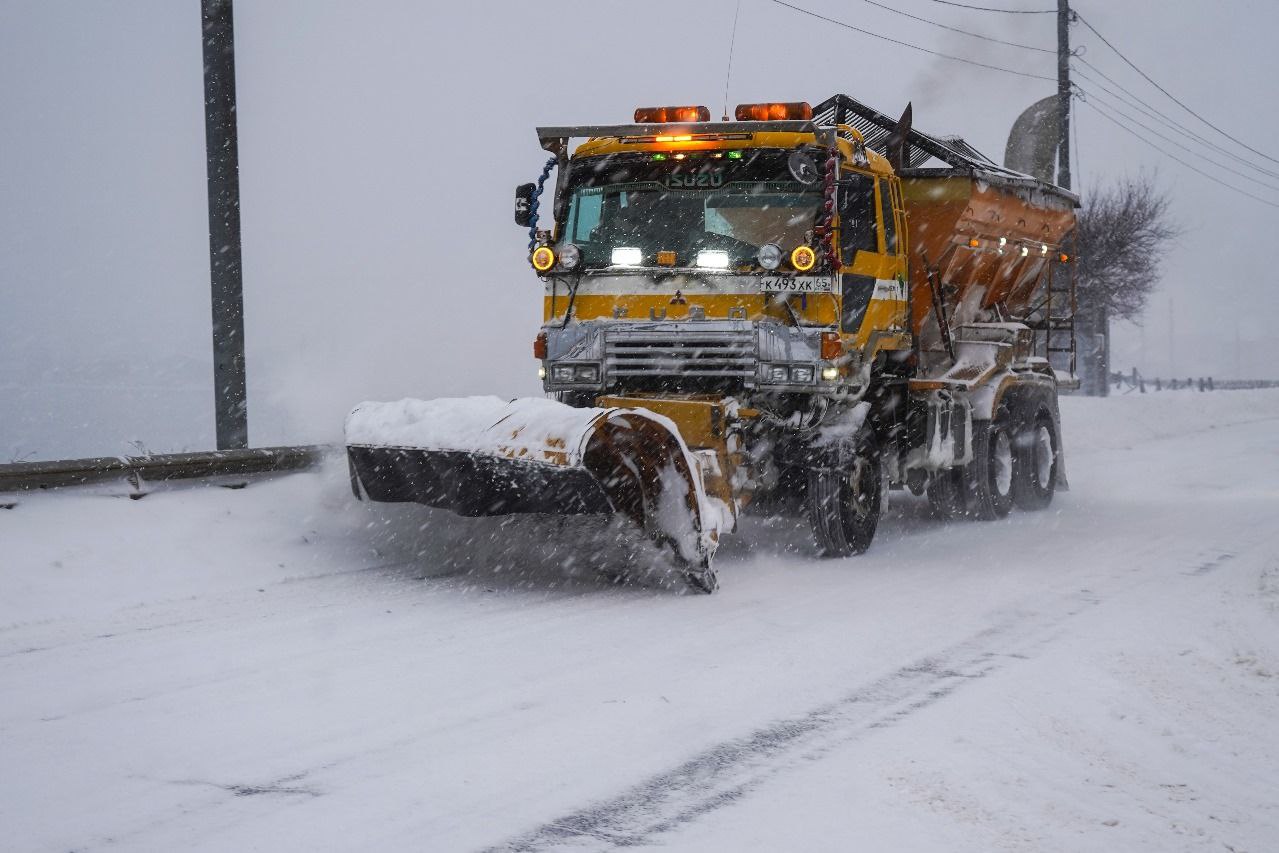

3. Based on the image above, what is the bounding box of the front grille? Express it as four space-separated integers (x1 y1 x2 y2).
604 328 757 380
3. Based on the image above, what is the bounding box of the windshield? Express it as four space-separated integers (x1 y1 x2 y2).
560 150 821 270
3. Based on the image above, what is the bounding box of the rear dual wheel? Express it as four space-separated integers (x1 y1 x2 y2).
926 467 966 520
962 409 1015 520
1012 411 1058 511
945 405 1056 520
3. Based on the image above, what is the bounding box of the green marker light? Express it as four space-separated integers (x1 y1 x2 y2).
727 150 743 160
652 153 668 161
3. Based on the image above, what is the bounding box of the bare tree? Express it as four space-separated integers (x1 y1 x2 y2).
1074 173 1180 323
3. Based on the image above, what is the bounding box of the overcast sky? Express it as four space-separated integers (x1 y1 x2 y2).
2 0 1276 458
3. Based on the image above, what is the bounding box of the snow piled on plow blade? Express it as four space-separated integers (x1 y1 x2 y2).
344 396 725 569
346 396 601 465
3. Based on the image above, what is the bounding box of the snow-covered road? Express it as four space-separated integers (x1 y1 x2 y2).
3 391 1278 852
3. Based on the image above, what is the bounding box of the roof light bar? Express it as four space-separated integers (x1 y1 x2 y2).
633 105 711 123
734 101 813 122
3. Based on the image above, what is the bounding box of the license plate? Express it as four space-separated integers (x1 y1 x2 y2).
760 276 833 293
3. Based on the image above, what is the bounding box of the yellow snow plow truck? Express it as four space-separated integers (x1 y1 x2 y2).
345 95 1078 593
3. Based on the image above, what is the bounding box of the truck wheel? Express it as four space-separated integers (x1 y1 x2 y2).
963 410 1014 520
1012 410 1057 511
807 434 882 557
926 468 966 520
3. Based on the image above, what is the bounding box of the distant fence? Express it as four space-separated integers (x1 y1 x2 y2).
1110 370 1279 393
0 445 330 497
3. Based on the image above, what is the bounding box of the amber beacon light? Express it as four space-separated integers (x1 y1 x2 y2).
530 245 556 272
790 245 817 272
734 102 813 121
634 105 711 123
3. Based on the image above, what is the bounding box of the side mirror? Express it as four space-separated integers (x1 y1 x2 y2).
514 183 536 227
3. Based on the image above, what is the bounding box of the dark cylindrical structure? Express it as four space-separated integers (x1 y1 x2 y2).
1057 0 1072 191
202 0 248 448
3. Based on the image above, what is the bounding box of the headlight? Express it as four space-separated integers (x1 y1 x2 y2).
767 365 788 383
559 243 582 270
531 245 556 272
550 364 600 383
611 247 642 266
790 366 815 383
696 249 730 269
757 243 782 270
538 366 547 380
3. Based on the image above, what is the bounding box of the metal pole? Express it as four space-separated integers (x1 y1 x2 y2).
202 0 248 449
1056 0 1072 191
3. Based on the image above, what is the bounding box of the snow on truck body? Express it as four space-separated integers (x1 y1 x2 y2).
346 95 1079 592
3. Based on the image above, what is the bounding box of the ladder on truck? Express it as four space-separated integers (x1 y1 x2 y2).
1026 240 1078 382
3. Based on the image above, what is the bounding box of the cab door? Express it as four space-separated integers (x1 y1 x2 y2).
837 171 910 346
836 171 878 335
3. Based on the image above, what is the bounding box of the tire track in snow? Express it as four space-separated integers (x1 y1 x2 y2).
488 521 1279 851
486 593 1102 852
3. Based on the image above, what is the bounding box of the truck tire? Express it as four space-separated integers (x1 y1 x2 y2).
807 432 882 557
963 409 1014 520
1012 409 1057 511
926 467 966 520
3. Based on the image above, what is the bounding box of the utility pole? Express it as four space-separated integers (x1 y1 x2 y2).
202 0 248 449
1057 0 1110 395
1056 0 1072 191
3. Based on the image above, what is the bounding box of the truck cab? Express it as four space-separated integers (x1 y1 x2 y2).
526 103 911 408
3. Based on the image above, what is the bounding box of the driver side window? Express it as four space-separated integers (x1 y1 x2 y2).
569 190 603 244
838 173 878 266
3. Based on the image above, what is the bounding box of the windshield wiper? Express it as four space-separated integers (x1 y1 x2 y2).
561 274 582 328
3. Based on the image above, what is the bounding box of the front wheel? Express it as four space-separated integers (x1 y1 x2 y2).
807 434 883 557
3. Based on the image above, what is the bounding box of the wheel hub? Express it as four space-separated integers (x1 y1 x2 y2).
992 430 1013 497
1034 425 1054 485
847 457 877 519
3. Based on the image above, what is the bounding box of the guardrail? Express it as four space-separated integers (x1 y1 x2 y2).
1110 372 1279 393
0 445 330 495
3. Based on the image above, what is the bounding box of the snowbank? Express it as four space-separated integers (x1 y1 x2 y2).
1061 387 1279 453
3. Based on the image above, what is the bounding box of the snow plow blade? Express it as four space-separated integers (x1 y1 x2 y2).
345 397 723 591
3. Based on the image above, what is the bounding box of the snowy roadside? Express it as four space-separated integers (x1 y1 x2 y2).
1 390 1278 851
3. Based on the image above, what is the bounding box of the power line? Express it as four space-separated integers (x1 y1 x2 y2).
1071 62 1279 182
923 0 1055 12
1074 84 1279 194
1075 12 1279 166
854 0 1054 53
767 0 1056 81
1080 98 1279 210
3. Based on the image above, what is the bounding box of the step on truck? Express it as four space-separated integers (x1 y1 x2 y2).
345 94 1079 593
